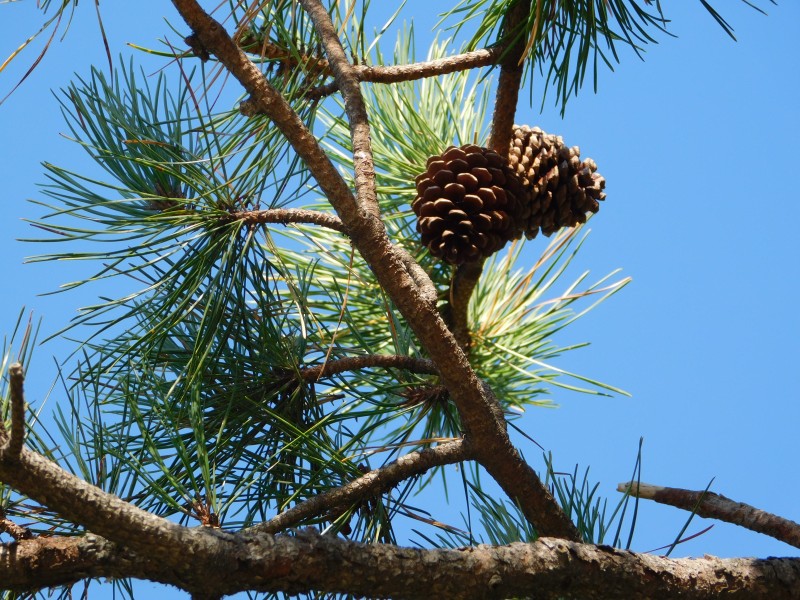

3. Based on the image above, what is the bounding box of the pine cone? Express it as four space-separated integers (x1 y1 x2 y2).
508 125 606 238
411 145 525 265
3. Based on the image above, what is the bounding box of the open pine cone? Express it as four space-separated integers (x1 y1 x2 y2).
509 125 606 238
412 129 606 264
411 145 525 265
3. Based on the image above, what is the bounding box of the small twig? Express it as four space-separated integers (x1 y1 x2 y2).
227 208 347 233
235 37 499 101
299 0 380 219
0 363 26 462
619 481 800 550
249 439 470 535
238 38 330 77
300 355 437 382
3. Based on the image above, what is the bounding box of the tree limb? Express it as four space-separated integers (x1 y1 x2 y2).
0 442 222 569
488 0 531 154
252 439 469 535
620 481 800 550
446 259 484 350
174 0 360 228
0 507 32 541
4 532 800 599
0 534 155 591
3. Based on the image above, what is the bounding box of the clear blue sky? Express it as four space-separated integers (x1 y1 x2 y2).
1 1 798 597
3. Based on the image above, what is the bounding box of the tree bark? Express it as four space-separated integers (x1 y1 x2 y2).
4 532 800 599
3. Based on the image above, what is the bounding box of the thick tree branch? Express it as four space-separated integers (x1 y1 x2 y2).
0 534 158 591
620 481 800 550
298 0 380 219
300 354 437 382
227 207 346 233
4 532 800 599
0 442 226 570
171 0 576 541
253 439 469 535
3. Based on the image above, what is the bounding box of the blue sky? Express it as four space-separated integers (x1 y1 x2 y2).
1 1 799 597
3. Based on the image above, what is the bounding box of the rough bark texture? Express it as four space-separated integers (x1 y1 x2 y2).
4 533 800 599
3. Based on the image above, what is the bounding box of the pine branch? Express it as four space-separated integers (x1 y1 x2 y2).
304 47 501 99
0 535 140 591
172 0 359 226
0 507 32 541
3 532 800 598
620 481 800 550
488 0 531 155
298 0 380 219
171 0 578 541
227 207 347 233
253 439 468 534
300 354 437 381
237 38 331 76
446 259 484 350
0 452 196 556
0 413 218 569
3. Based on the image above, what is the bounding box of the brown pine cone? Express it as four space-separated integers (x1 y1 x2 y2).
411 145 525 265
508 125 606 238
